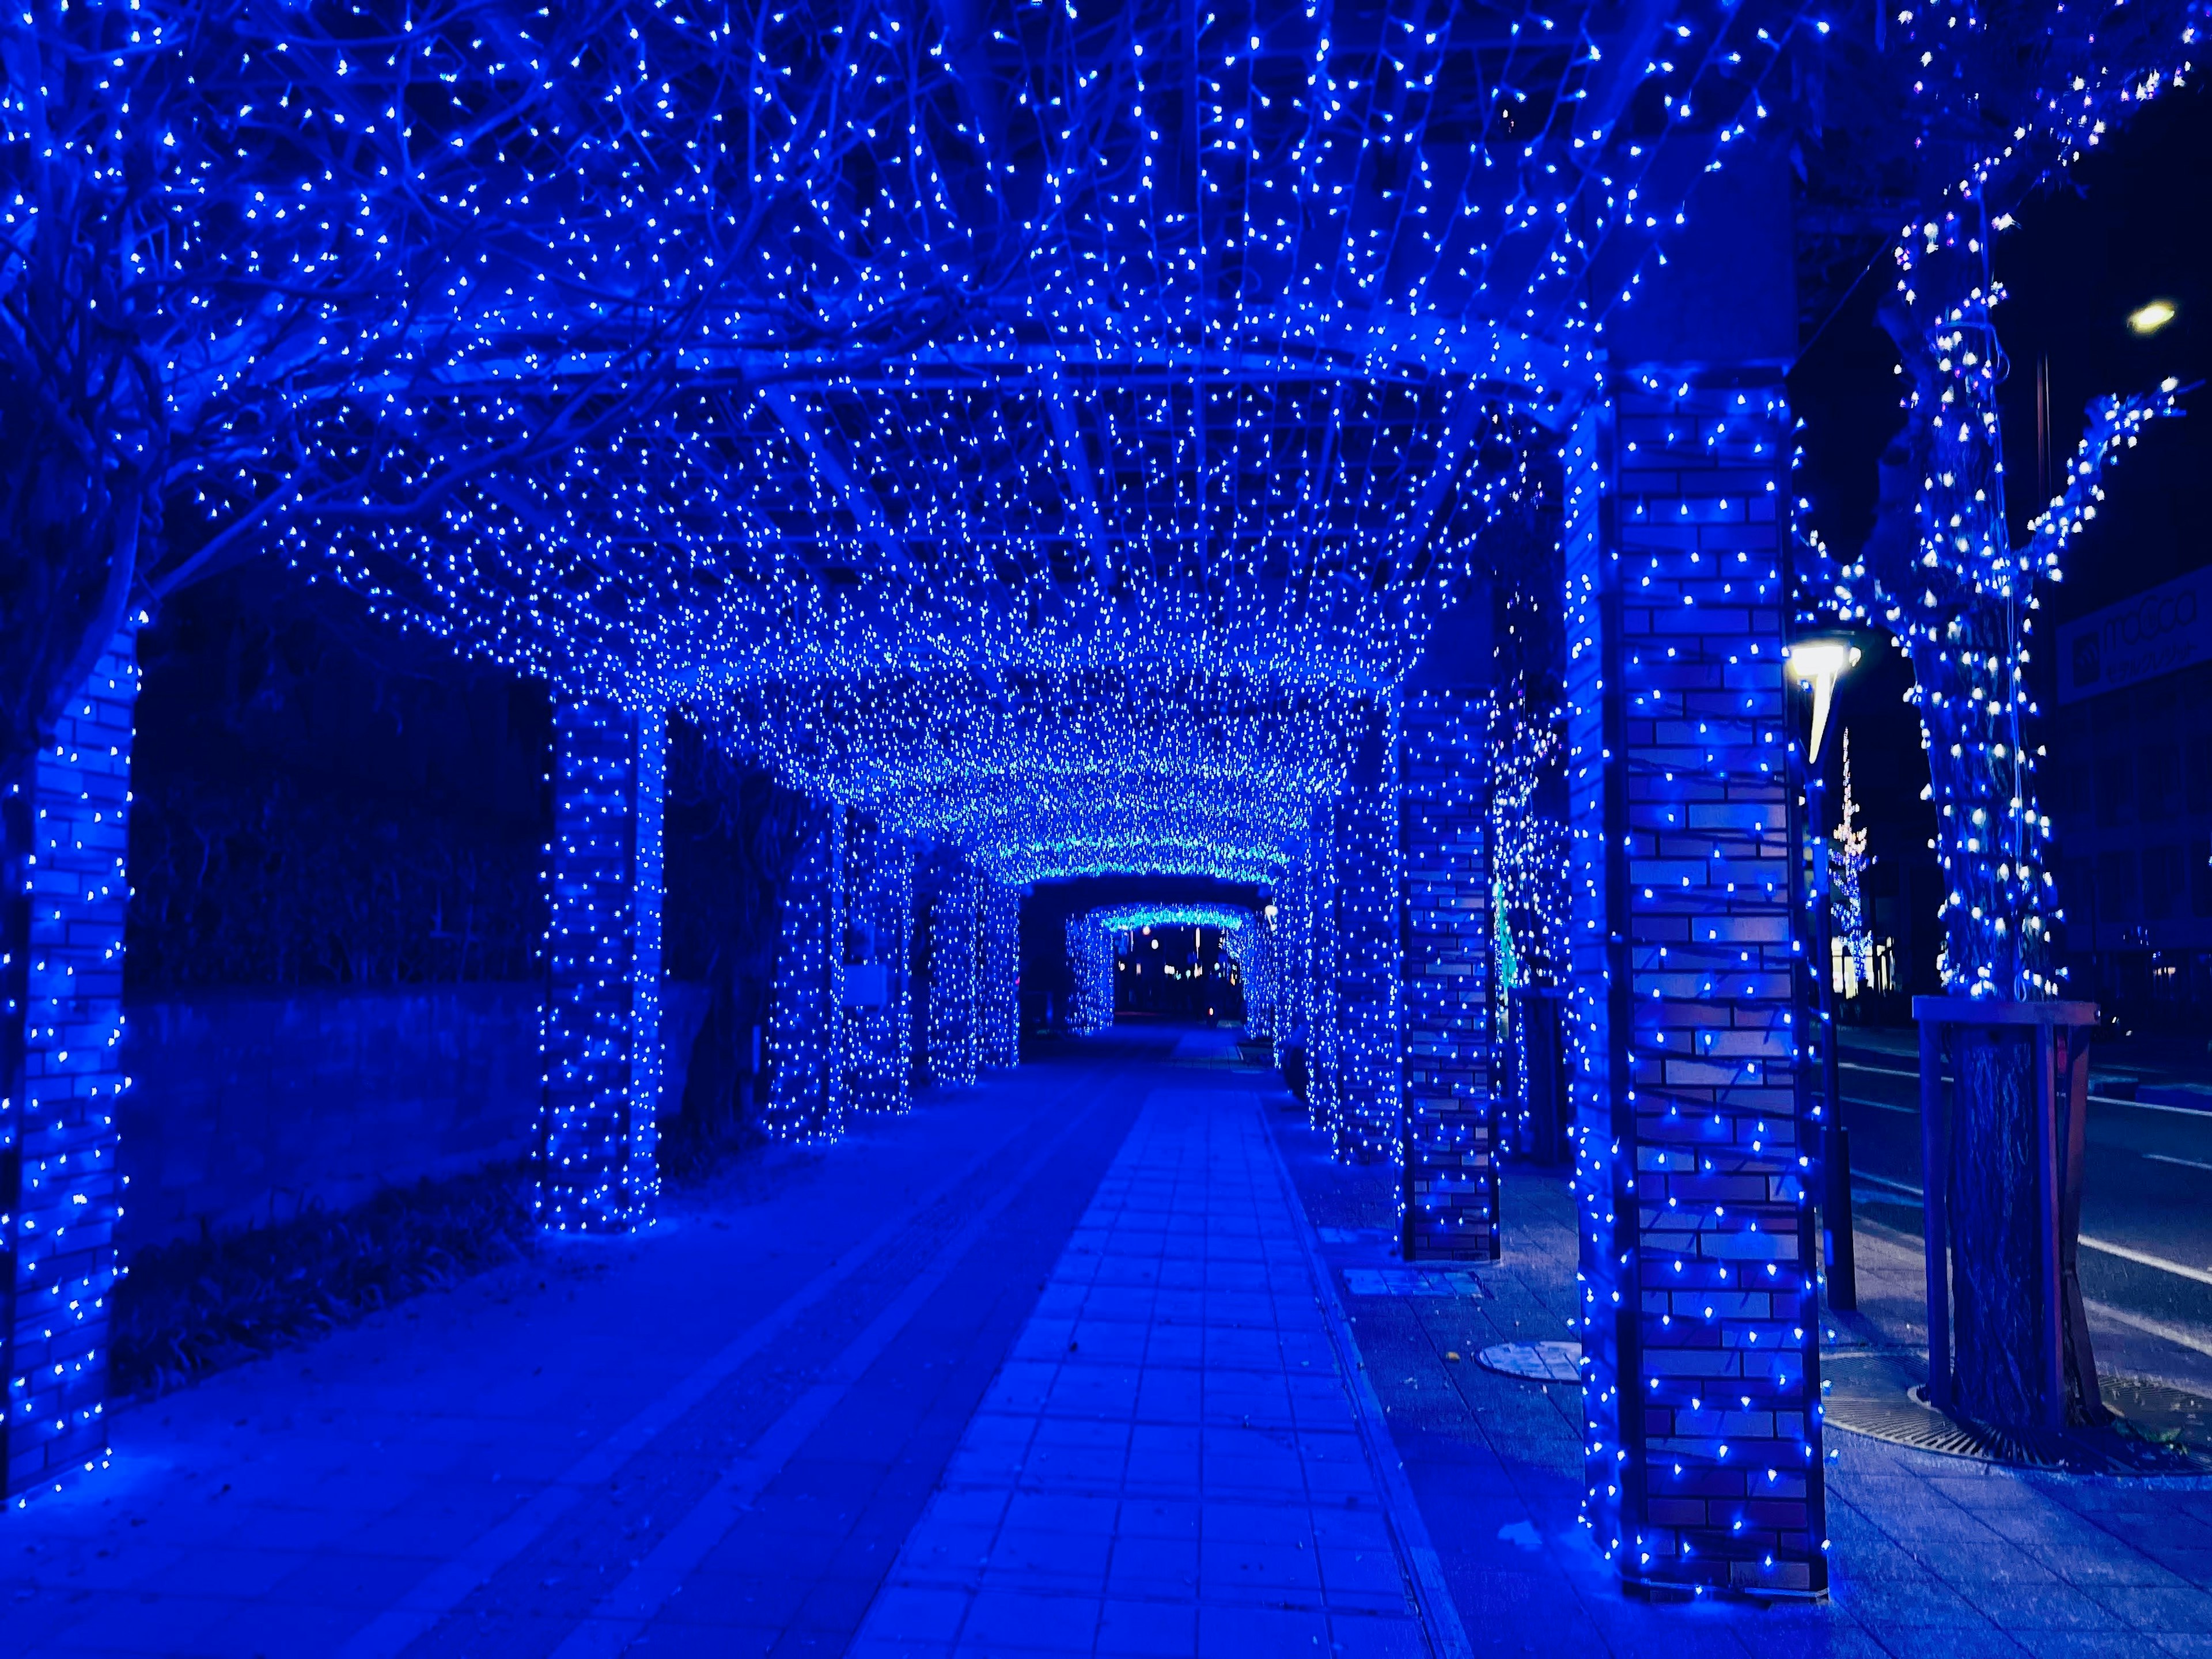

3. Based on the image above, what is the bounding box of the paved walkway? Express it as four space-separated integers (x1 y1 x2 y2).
1 1030 1455 1659
9 1028 2210 1657
850 1078 1429 1658
3 1039 1158 1657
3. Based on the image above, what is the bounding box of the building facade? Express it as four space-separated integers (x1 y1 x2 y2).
2048 567 2212 1016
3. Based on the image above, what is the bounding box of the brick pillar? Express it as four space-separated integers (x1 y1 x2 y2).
979 877 1020 1069
1331 703 1402 1163
3 632 137 1502
538 698 665 1232
925 858 979 1086
843 811 913 1115
1272 846 1309 1075
765 804 846 1141
1564 380 1823 1597
1066 914 1115 1035
1304 816 1340 1130
1398 690 1498 1262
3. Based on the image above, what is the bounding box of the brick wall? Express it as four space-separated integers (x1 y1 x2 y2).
113 982 709 1253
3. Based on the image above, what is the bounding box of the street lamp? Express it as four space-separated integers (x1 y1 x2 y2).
2126 298 2179 336
1787 637 1861 765
1789 628 1883 1313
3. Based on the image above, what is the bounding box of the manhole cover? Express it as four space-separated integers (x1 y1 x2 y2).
1824 1364 2212 1477
1478 1340 1583 1383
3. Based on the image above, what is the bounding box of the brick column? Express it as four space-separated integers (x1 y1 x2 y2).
1331 703 1402 1162
3 632 137 1502
979 877 1020 1069
1272 844 1309 1077
924 857 979 1086
1398 690 1498 1262
765 804 847 1141
1301 814 1341 1131
1564 380 1823 1597
538 698 665 1232
843 811 913 1115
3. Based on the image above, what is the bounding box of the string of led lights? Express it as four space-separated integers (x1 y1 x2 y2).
11 0 1859 1535
158 0 1823 905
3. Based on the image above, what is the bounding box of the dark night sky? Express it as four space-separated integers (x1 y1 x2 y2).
1789 79 2212 929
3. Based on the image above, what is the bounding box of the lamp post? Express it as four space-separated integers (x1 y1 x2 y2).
1788 632 1878 1313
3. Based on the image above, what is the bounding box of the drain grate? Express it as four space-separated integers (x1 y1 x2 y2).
1824 1373 2212 1477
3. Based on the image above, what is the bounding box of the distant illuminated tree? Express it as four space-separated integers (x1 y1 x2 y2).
1829 732 1873 995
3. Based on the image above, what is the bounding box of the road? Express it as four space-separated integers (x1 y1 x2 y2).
1835 1037 2212 1355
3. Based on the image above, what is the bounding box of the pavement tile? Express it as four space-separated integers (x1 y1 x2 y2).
2088 1585 2212 1634
1196 1599 1331 1656
957 1587 1102 1652
1322 1613 1430 1658
850 1082 1425 1658
1107 1533 1199 1594
1096 1597 1202 1657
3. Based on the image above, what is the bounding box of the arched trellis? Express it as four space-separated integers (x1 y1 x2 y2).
1062 903 1268 1036
20 0 2195 1612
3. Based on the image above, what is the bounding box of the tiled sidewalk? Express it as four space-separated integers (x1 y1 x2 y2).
851 1082 1430 1659
1274 1099 2212 1658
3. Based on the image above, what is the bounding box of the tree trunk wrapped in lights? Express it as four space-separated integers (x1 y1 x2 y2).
1846 180 2182 1429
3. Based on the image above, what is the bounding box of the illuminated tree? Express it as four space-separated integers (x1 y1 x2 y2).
1805 0 2199 1427
1830 730 1872 994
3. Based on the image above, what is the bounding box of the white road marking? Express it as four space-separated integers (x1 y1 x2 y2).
1849 1174 2212 1290
2082 1298 2212 1362
1839 1060 2212 1120
1850 1170 1924 1200
2144 1152 2212 1175
2078 1234 2212 1290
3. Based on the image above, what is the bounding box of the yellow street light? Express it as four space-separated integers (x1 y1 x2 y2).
2127 299 2179 336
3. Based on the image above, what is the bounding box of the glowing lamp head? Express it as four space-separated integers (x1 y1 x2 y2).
2127 300 2178 336
1786 640 1859 687
1787 638 1864 765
